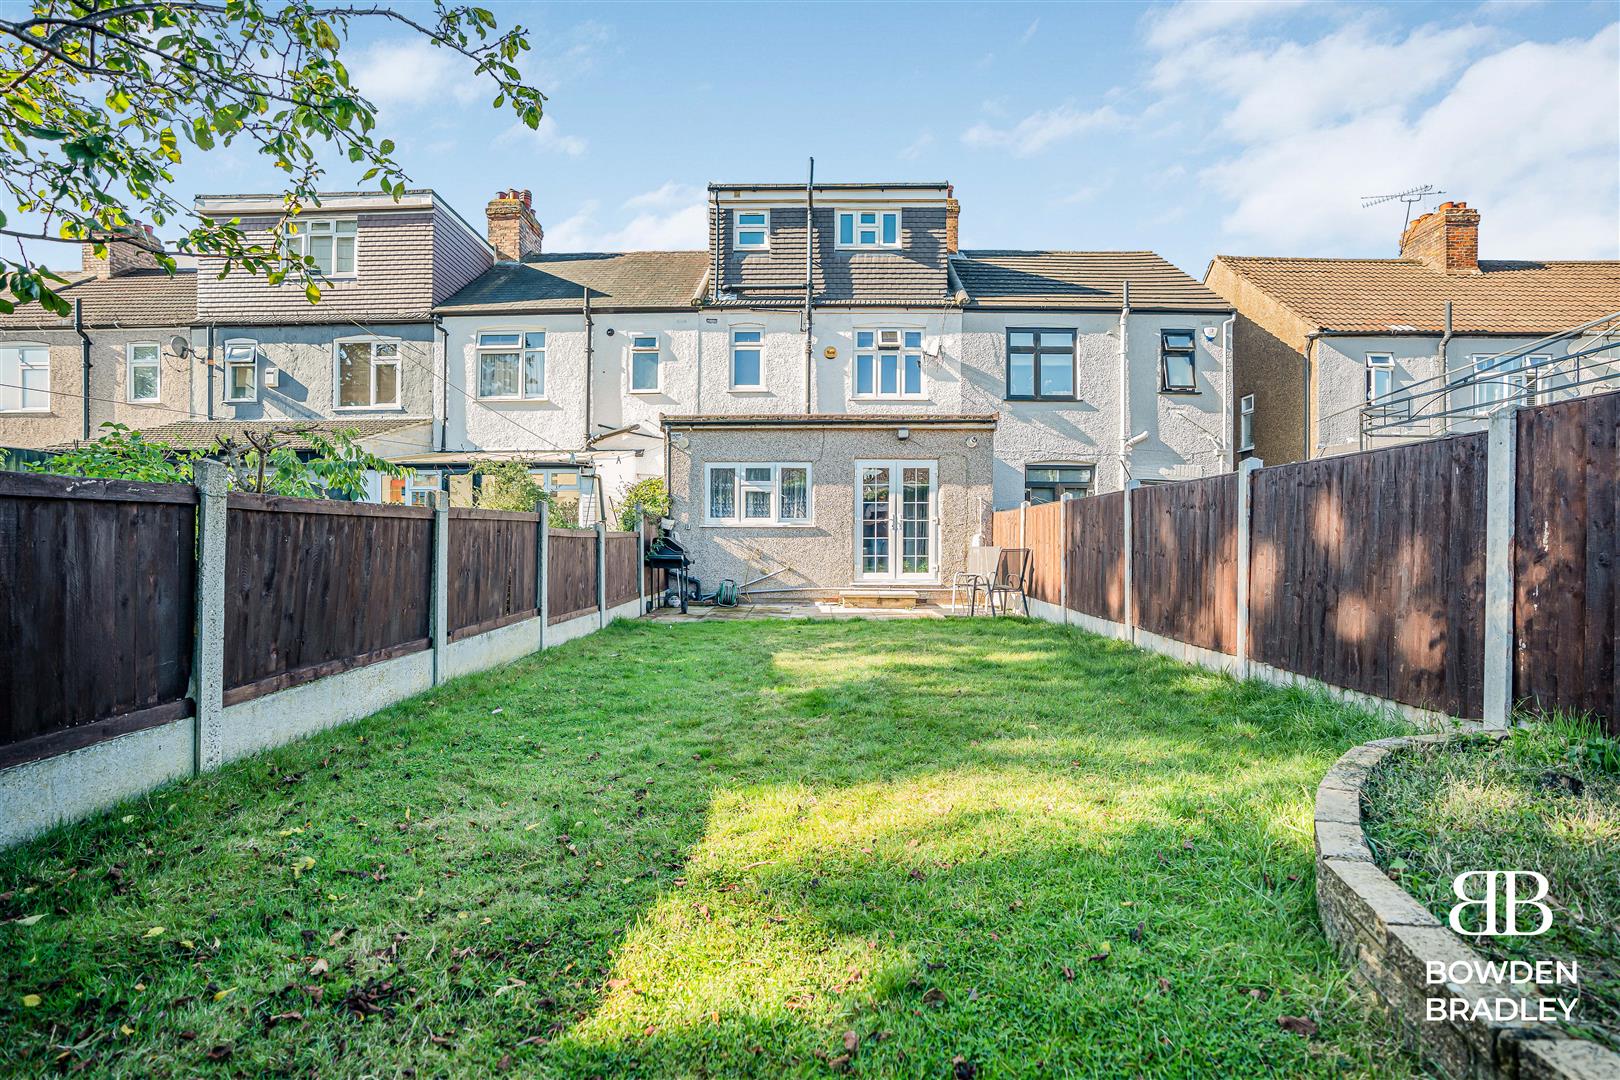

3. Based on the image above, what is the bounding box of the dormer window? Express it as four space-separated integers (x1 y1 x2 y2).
734 210 769 251
838 210 900 249
285 218 357 277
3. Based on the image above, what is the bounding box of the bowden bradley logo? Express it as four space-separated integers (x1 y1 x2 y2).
1425 870 1579 1024
1448 870 1553 937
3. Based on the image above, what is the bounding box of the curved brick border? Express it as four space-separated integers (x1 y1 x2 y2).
1314 734 1620 1080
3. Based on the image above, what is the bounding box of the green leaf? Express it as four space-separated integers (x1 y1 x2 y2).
304 283 322 304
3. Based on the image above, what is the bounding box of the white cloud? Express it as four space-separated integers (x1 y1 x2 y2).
961 103 1123 157
1144 0 1309 51
348 38 480 111
541 185 708 251
899 132 935 161
496 115 587 157
1020 19 1041 45
1152 12 1619 258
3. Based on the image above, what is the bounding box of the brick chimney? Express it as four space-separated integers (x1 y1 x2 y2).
1399 201 1480 274
944 186 960 254
485 189 543 262
81 223 163 279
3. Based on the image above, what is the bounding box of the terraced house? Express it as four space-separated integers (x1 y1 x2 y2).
435 181 1234 599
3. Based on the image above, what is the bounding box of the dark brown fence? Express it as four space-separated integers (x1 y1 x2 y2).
1249 436 1488 718
548 528 599 624
1024 501 1064 604
0 474 197 767
449 508 539 641
1133 475 1239 655
605 531 641 610
224 494 433 705
1066 491 1126 622
1515 393 1620 727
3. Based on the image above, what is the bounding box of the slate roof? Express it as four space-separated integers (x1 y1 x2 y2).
435 252 708 314
0 270 197 329
1207 256 1620 334
52 416 431 452
953 251 1228 313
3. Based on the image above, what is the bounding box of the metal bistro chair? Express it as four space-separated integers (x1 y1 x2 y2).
986 547 1031 617
952 545 1001 615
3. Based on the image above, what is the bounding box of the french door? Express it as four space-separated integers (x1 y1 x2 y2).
855 461 937 583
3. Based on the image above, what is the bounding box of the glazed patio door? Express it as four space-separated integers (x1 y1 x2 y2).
856 461 937 583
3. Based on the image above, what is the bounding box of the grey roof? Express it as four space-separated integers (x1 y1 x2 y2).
0 270 197 329
953 251 1229 313
49 416 430 452
663 413 997 429
708 181 950 192
435 251 708 314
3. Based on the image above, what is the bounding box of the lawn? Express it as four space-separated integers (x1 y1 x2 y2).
0 617 1417 1077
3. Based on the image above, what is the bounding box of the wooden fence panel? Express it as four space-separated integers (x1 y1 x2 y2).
605 531 641 610
548 528 599 624
1515 391 1620 732
448 508 539 641
1248 435 1488 717
990 508 1022 549
1131 475 1239 654
1065 491 1126 623
0 474 197 765
1024 500 1065 604
224 494 432 703
641 516 664 602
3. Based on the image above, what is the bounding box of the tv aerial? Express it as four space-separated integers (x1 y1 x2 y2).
1360 184 1445 230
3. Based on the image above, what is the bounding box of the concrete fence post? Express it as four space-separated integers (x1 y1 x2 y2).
430 491 449 685
1059 493 1073 626
192 459 228 774
537 501 551 648
1235 458 1263 679
1019 499 1029 550
596 520 608 629
1122 479 1140 640
1484 409 1518 729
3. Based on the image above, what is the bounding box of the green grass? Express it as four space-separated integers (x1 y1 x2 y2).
1362 718 1620 1052
0 618 1418 1077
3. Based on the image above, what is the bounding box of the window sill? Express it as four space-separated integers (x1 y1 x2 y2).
836 246 902 253
477 396 550 404
728 387 772 395
1158 388 1202 396
334 404 406 412
851 396 931 403
1005 396 1080 404
628 388 665 396
223 398 257 406
127 399 161 406
0 410 52 416
701 521 818 529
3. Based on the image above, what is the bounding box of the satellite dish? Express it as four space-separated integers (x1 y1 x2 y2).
169 334 192 358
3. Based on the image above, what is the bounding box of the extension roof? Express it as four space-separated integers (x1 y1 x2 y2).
435 252 709 314
0 270 197 330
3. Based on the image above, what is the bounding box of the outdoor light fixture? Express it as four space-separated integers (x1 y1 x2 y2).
896 427 910 441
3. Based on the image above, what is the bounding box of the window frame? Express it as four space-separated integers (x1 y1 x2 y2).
729 326 766 392
1023 463 1094 505
1159 329 1199 393
0 341 51 413
836 209 901 250
1366 352 1395 403
1005 327 1078 402
733 209 770 252
1238 393 1255 452
125 341 162 404
332 335 403 410
703 462 814 527
222 339 258 404
285 217 358 278
852 327 926 401
627 332 662 394
1470 351 1536 409
475 329 547 401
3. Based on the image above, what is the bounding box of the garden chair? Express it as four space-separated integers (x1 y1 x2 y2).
986 547 1031 617
951 545 1001 615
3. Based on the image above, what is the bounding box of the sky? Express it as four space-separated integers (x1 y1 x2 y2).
15 0 1620 278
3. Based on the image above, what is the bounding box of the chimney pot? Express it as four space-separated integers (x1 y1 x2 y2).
1399 201 1480 275
486 189 543 261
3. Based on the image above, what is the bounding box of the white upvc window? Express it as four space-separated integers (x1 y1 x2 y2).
335 337 402 409
730 328 764 390
0 343 50 412
286 218 357 277
477 330 546 399
405 469 442 507
734 210 769 251
629 334 661 393
837 209 900 249
126 342 161 403
853 328 925 399
704 462 812 526
223 340 257 403
1472 352 1541 408
1365 352 1394 402
1238 394 1255 452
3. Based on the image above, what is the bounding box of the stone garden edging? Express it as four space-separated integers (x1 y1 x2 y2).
1314 733 1620 1080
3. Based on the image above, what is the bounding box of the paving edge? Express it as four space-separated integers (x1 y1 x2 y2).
1315 733 1620 1080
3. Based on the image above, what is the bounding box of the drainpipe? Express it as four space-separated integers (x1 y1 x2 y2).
74 298 90 441
1438 301 1454 437
1304 332 1320 459
1220 313 1236 466
205 323 216 421
583 291 594 450
803 156 815 414
433 314 449 451
1118 281 1131 489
